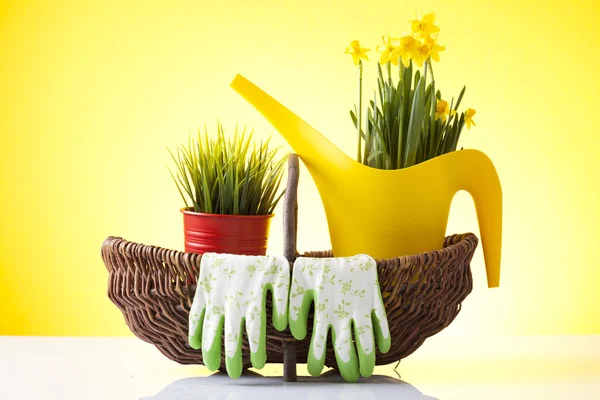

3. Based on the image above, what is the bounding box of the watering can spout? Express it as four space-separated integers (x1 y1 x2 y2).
230 74 354 174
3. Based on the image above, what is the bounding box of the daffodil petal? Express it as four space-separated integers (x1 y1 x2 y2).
423 13 436 23
411 20 421 32
401 53 411 67
379 54 388 65
389 37 400 46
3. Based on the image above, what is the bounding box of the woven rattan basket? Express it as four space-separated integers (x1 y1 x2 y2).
101 154 478 381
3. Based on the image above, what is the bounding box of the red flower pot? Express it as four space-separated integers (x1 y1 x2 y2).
181 208 273 255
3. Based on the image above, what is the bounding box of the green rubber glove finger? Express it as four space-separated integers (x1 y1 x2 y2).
224 316 245 379
267 282 289 332
188 308 205 350
188 263 207 351
371 284 391 353
372 310 391 353
289 288 316 341
352 318 376 378
201 313 224 372
249 311 267 369
290 288 330 377
247 281 289 370
249 286 271 369
331 324 361 383
306 319 329 376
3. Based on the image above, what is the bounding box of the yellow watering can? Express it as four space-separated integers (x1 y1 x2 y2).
231 74 502 288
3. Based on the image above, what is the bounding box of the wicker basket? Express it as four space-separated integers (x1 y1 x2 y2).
101 154 477 380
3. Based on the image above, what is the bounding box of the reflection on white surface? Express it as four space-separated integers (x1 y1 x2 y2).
141 372 438 400
1 336 599 400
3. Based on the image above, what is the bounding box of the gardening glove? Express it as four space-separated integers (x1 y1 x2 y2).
289 254 391 382
188 253 290 379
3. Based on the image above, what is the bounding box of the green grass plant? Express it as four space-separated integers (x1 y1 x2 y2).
168 123 287 215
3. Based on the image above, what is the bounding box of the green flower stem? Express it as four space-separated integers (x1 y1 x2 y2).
386 61 392 87
399 60 404 80
428 58 435 81
357 61 363 162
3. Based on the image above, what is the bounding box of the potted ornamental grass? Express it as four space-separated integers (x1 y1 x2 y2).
168 123 288 255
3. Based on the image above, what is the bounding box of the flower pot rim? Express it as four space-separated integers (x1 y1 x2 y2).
180 208 274 219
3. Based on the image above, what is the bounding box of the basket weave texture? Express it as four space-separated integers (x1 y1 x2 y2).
101 154 478 370
101 232 476 369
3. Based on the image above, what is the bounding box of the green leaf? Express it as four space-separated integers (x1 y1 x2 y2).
403 76 426 168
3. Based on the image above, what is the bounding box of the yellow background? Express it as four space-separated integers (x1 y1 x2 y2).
1 0 599 337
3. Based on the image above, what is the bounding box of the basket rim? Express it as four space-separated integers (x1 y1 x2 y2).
300 232 478 263
101 232 478 270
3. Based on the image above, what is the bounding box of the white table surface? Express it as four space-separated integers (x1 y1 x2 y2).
1 335 599 399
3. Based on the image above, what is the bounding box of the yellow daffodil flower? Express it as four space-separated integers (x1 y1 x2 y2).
377 36 401 65
412 43 431 67
465 108 477 129
424 35 445 62
435 99 456 123
390 35 418 67
345 40 370 65
410 12 440 38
